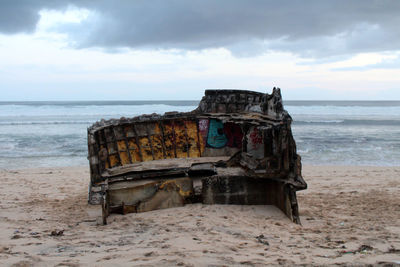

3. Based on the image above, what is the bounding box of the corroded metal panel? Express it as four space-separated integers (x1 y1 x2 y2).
119 151 130 165
149 122 164 160
109 154 119 168
106 142 117 155
174 120 188 158
138 136 153 161
162 121 176 158
150 135 164 160
88 88 306 225
185 120 201 158
127 138 141 162
117 140 127 151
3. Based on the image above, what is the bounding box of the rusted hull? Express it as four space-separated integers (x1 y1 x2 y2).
88 88 307 224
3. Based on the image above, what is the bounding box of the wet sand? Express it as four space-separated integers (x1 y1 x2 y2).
0 165 399 266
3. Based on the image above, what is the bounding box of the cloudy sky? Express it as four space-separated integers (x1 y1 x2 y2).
1 0 400 100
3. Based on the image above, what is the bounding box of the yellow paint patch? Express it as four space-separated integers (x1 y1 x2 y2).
117 140 127 151
109 154 119 168
127 138 141 162
139 137 153 161
119 151 130 165
185 120 200 157
150 135 164 160
128 138 137 149
174 121 188 158
162 122 175 158
129 150 139 163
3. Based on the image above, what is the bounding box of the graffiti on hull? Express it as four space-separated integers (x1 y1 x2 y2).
206 119 228 148
202 119 243 149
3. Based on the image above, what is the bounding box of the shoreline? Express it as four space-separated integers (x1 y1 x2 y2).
1 163 399 171
0 165 399 266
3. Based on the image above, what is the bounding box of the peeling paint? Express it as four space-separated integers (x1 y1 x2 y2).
88 88 306 225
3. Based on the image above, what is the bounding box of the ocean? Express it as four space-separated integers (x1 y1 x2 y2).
0 101 399 169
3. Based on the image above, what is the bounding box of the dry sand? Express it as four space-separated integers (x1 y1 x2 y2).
0 165 399 266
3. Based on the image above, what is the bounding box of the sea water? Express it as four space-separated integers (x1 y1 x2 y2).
0 101 399 169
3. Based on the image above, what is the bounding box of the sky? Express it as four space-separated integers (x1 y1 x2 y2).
0 0 400 100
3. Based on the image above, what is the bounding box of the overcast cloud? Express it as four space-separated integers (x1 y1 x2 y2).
1 0 400 57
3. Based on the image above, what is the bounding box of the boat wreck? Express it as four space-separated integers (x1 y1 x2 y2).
87 88 307 224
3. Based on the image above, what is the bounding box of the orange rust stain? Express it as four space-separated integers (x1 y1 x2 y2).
119 151 130 165
151 135 164 160
109 154 119 168
163 122 175 158
128 150 139 162
117 140 127 151
139 137 153 161
185 120 200 157
147 122 163 160
127 138 137 149
127 138 141 162
174 120 188 158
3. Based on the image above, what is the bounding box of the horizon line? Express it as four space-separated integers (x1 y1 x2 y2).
1 99 400 102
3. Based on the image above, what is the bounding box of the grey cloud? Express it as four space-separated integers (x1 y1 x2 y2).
0 0 69 33
1 0 400 57
0 0 42 33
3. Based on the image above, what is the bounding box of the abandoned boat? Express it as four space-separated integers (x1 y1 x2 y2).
87 88 307 224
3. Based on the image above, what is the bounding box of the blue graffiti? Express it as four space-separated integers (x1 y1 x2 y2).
207 119 228 148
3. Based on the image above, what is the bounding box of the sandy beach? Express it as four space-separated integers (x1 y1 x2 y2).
0 165 399 266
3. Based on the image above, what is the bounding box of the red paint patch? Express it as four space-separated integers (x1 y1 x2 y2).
250 128 263 149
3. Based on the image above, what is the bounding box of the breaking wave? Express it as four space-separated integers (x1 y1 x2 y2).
0 100 399 169
294 119 400 126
